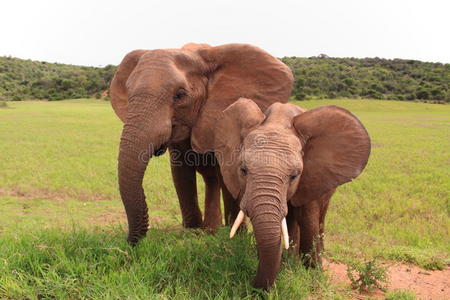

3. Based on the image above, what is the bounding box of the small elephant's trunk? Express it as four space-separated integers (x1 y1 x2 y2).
247 195 285 290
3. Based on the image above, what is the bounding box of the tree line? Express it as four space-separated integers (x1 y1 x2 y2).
282 55 449 103
0 56 115 101
1 55 449 103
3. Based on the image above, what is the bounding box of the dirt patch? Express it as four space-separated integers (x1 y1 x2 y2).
0 187 114 202
324 260 450 299
88 211 127 226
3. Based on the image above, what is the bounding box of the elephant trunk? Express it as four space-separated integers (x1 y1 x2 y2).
247 190 285 290
118 95 171 245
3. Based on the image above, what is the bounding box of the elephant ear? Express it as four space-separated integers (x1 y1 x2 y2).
214 98 266 199
191 43 293 153
292 106 371 206
109 50 148 123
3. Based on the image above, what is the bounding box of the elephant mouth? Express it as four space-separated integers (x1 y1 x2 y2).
154 144 168 156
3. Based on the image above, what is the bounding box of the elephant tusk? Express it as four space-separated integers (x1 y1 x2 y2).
230 210 245 238
281 218 289 249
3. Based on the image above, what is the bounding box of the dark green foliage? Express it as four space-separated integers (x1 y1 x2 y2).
346 259 388 292
1 55 449 102
282 56 450 103
0 56 116 101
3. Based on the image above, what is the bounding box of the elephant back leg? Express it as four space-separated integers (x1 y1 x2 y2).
318 189 335 252
286 202 301 255
198 163 222 231
298 200 321 267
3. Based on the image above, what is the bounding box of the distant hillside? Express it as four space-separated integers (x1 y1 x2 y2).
0 56 116 101
282 56 450 103
1 55 449 102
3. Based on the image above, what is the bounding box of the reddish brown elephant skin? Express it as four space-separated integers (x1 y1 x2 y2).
109 43 293 245
214 99 371 289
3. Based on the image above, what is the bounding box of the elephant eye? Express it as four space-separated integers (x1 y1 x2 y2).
290 174 299 181
240 166 248 176
173 89 187 102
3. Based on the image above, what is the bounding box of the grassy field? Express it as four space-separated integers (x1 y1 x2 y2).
0 99 449 299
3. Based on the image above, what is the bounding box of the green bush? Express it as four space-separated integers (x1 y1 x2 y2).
346 259 388 292
0 56 116 101
282 56 449 103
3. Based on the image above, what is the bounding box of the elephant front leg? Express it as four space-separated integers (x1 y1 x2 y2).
223 187 239 226
170 147 203 228
298 200 321 267
201 172 222 231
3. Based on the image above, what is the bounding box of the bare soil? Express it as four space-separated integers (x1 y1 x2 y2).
0 187 113 202
325 260 450 299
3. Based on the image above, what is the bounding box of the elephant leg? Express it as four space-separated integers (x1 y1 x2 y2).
298 200 321 267
214 167 239 226
170 144 203 228
223 186 240 227
318 189 335 252
201 171 222 231
287 202 300 255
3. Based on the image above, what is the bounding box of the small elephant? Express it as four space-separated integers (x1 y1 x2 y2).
214 98 371 289
109 43 293 244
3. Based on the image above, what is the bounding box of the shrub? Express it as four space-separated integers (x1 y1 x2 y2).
294 91 307 100
347 259 388 292
416 88 431 100
12 94 22 101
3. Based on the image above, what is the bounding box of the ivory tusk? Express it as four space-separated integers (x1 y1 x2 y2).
230 210 245 238
281 218 289 249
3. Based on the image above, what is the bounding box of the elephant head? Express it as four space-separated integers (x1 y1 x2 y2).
214 98 371 289
109 43 293 245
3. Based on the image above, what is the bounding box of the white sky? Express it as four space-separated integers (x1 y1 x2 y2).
1 0 449 66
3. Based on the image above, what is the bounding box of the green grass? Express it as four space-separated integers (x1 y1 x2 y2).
385 290 417 300
0 227 344 299
0 98 449 299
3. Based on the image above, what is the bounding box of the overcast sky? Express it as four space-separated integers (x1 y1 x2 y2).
1 0 449 66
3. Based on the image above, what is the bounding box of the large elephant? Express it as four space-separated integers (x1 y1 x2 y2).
109 43 293 245
214 98 371 289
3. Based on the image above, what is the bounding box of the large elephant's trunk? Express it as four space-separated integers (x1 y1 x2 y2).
246 187 286 290
118 95 171 245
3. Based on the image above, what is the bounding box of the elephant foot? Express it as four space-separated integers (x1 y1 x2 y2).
127 229 148 246
202 222 220 233
300 252 323 269
202 214 223 233
184 222 203 229
202 225 218 233
182 214 203 229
